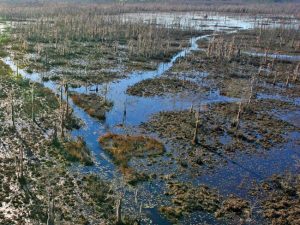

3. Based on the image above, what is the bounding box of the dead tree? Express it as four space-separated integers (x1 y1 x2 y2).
248 75 256 105
16 61 19 76
47 192 55 225
9 90 15 129
264 49 269 65
285 72 290 87
116 198 122 224
15 155 19 178
18 147 24 179
52 125 58 143
233 101 243 130
273 72 278 85
31 83 35 122
227 36 236 60
192 111 200 145
64 83 69 119
104 83 108 103
293 63 299 82
134 189 138 205
122 103 127 127
60 85 65 138
189 104 194 113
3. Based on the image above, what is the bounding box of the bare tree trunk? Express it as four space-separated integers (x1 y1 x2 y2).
60 85 64 138
53 125 58 142
10 91 15 129
104 83 108 103
31 83 35 122
293 63 299 82
65 83 69 119
134 189 138 205
189 104 194 113
286 73 290 87
192 112 200 145
47 192 55 225
234 101 243 130
248 76 255 105
273 72 278 85
19 147 24 179
122 102 127 127
16 61 19 76
264 49 268 64
15 155 19 178
116 198 122 224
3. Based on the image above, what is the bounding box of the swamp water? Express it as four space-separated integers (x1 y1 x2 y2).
2 12 300 224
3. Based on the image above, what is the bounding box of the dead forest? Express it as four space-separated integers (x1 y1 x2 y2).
0 1 300 225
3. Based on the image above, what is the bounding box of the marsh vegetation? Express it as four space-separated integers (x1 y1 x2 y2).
0 1 299 225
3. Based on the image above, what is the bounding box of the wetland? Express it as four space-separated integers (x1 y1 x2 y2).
0 1 299 225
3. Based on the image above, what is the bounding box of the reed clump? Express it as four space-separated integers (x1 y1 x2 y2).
99 133 165 167
99 133 164 184
63 137 93 166
71 93 113 120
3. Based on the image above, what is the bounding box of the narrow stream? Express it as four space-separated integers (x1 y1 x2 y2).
2 13 300 224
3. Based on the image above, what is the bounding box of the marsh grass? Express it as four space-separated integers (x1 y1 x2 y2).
63 137 93 166
99 133 165 167
80 174 114 215
71 93 113 120
99 133 164 184
127 77 199 97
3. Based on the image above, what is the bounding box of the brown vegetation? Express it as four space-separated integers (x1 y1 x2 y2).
127 77 200 97
160 182 250 223
99 133 164 167
6 5 200 81
0 1 299 18
99 133 164 184
71 93 113 120
1 1 299 224
63 137 93 165
0 61 112 224
141 99 298 172
252 173 300 225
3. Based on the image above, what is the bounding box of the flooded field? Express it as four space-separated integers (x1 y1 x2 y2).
0 2 299 225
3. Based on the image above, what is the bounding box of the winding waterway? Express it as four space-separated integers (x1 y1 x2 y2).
2 13 300 224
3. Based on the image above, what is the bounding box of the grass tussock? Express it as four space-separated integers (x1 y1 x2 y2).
71 93 113 120
99 133 165 166
99 133 164 184
80 174 114 217
63 137 93 166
